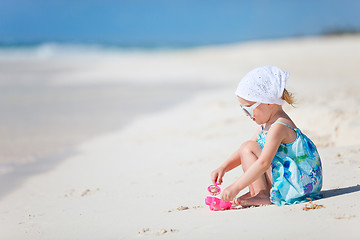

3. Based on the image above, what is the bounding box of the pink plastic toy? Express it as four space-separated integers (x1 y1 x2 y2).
205 183 233 211
205 196 233 211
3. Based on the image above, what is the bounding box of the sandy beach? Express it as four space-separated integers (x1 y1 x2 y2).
0 35 360 239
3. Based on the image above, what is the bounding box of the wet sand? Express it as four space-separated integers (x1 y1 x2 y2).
0 52 214 168
0 83 207 166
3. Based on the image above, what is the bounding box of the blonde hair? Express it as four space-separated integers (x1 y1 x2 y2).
282 89 295 106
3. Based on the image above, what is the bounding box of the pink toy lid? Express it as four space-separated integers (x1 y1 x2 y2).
205 196 233 211
207 183 221 196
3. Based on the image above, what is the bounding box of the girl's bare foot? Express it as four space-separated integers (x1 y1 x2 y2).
235 191 271 207
234 192 252 203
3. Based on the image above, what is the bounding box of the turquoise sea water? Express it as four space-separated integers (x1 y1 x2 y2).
1 0 360 48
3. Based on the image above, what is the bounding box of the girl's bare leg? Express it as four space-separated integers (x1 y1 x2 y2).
234 141 272 207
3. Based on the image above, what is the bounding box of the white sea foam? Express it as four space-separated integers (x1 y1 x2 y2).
0 43 115 60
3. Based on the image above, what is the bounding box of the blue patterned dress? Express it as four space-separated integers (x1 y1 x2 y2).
256 122 323 206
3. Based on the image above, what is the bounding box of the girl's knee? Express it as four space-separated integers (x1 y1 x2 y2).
239 140 261 156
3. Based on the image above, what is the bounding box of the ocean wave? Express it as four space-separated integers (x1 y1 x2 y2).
0 42 193 60
0 43 119 59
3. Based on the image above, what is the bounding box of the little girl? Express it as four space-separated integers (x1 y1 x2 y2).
211 66 322 207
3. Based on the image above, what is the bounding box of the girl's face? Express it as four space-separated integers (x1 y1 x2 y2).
238 97 271 125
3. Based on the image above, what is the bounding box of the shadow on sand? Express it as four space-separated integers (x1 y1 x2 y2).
320 184 360 200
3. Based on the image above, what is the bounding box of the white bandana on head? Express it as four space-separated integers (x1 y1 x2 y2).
235 66 289 105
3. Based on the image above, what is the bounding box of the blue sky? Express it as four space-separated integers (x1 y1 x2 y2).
1 0 360 46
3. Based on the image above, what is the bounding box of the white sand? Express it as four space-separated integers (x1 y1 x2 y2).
1 35 360 239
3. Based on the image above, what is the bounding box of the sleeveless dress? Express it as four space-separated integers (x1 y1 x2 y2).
256 122 323 206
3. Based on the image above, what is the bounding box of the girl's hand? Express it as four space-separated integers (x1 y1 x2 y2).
211 167 226 185
221 184 240 202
